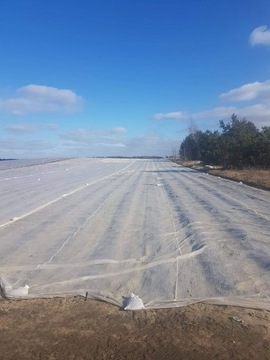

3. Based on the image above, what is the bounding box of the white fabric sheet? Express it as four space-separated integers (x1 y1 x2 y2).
1 158 270 310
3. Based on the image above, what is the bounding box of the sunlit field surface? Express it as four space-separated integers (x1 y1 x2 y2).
1 158 270 310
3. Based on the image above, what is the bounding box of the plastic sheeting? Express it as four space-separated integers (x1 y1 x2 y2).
1 158 270 310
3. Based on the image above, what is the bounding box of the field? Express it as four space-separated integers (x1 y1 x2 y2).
1 158 270 359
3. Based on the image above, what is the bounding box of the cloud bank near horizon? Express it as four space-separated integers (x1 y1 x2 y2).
1 123 179 158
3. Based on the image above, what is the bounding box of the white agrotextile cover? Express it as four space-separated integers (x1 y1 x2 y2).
1 158 270 310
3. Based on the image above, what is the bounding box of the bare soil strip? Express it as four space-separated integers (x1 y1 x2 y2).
0 297 270 360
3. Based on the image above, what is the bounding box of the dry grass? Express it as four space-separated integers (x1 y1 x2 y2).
209 168 270 191
173 160 270 191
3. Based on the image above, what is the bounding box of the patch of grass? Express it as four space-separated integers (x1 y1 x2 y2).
209 168 270 191
173 160 270 191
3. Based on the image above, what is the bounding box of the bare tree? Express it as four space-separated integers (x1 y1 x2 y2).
171 146 177 159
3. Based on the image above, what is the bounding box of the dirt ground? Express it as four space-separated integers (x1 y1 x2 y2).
0 297 270 360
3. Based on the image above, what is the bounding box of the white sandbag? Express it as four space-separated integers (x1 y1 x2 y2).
124 293 145 310
8 285 29 297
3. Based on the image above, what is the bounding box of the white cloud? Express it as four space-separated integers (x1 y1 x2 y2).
152 107 237 123
0 139 53 150
58 127 179 157
109 127 127 134
220 80 270 102
249 25 270 46
152 79 270 129
155 104 270 129
194 104 270 128
99 142 126 147
153 111 188 120
0 138 56 159
193 106 237 119
4 122 59 134
4 123 37 134
59 127 127 146
0 125 179 158
124 131 180 157
236 103 270 120
45 123 60 131
0 85 83 115
217 80 270 127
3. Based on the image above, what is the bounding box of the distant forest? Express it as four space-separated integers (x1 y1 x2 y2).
179 114 270 169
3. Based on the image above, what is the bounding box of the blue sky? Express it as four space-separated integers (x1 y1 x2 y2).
0 0 270 158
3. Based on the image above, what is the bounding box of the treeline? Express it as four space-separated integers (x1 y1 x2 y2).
179 114 270 169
